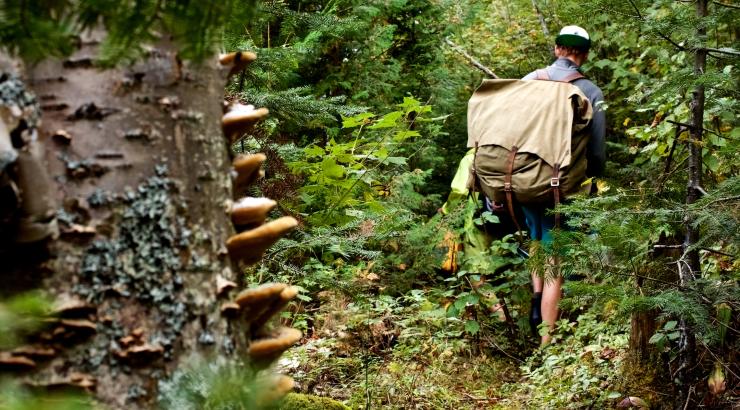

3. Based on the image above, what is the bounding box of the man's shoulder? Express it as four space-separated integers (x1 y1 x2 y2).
572 77 604 99
521 70 539 80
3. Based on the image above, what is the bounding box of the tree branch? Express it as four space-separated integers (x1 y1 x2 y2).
444 38 498 78
666 120 733 140
531 0 550 37
712 0 740 10
702 47 740 57
627 0 688 52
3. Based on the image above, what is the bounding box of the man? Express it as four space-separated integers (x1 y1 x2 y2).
522 25 606 344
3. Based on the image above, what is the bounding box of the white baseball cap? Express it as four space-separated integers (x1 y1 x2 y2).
556 25 591 49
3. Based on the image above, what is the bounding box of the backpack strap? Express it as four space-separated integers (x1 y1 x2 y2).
560 71 584 83
504 146 525 243
534 69 550 81
534 69 584 83
551 163 561 228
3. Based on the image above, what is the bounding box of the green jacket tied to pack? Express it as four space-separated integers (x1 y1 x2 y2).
467 78 593 207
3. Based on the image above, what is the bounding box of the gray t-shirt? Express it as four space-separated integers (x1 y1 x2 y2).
523 57 606 177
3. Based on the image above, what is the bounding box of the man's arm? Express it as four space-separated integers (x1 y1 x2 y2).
586 88 606 177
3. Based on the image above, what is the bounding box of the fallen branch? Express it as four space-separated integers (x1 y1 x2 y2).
444 38 498 78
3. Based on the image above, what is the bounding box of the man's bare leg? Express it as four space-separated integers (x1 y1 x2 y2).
532 272 543 293
540 275 563 345
530 269 544 335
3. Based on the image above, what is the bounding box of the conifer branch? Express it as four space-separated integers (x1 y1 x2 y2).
444 38 498 79
627 0 687 52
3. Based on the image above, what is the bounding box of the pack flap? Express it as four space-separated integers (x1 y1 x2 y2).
467 79 592 168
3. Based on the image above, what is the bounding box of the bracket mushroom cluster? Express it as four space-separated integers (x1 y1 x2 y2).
0 296 98 393
218 51 302 404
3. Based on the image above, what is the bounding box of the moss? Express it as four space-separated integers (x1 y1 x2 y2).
278 393 348 410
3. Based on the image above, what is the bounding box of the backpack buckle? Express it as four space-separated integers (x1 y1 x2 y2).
550 177 560 187
504 182 512 192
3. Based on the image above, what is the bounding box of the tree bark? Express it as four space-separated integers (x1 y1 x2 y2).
677 0 708 404
2 32 238 408
629 309 658 361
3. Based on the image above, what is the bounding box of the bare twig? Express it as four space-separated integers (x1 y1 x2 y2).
444 37 498 78
703 46 740 57
712 0 740 9
667 120 736 140
653 244 683 250
482 335 524 363
698 339 740 380
531 0 550 37
682 385 694 410
702 194 740 208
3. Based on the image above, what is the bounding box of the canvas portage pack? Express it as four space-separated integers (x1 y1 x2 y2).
466 72 593 228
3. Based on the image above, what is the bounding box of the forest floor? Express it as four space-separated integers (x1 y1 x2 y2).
275 289 666 409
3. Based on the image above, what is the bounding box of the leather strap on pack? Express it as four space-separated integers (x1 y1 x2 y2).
551 163 561 228
534 69 584 84
470 141 480 193
534 69 550 81
504 146 525 242
560 71 584 83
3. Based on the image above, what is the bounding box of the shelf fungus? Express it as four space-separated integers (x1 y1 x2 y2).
257 375 295 406
222 104 269 142
115 343 164 365
48 319 97 344
60 223 97 240
220 302 241 318
216 274 238 297
250 286 299 333
248 327 302 364
11 345 56 360
51 129 72 145
219 51 257 78
226 216 298 264
0 353 36 372
52 298 97 319
232 153 266 189
235 283 287 312
25 373 97 394
231 197 277 226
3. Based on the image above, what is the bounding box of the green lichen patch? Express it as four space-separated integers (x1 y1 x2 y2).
74 165 192 362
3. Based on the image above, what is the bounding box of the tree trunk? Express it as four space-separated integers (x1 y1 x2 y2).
677 0 708 404
629 309 658 361
2 32 238 408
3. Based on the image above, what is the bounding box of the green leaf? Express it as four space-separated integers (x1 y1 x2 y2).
704 154 720 173
368 111 403 129
342 112 374 128
663 320 677 330
393 130 421 142
464 320 480 335
385 156 407 165
648 333 665 344
305 145 325 158
321 157 344 178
